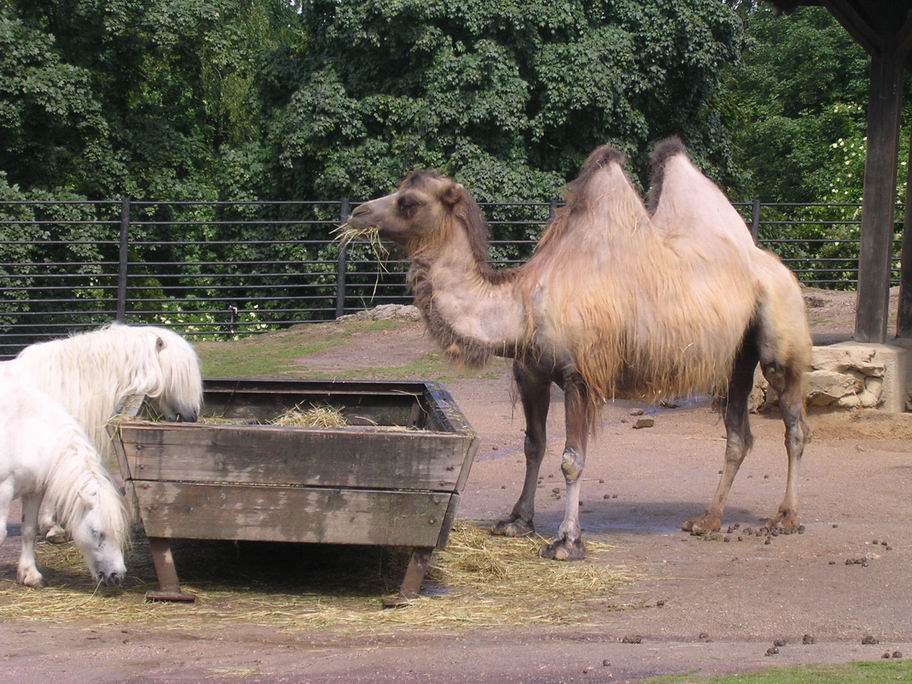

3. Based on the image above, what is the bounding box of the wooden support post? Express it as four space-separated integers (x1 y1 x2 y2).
899 127 912 337
383 547 433 608
854 48 904 342
146 537 195 603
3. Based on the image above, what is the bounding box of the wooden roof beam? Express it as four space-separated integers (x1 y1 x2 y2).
823 0 882 54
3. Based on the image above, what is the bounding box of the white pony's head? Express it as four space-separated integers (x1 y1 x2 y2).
141 326 203 422
48 436 130 586
70 485 128 586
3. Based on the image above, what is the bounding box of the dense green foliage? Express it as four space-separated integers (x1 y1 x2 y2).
1 0 745 203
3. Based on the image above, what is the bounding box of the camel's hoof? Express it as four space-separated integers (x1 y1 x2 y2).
767 510 800 533
540 537 586 561
492 517 535 538
44 527 70 544
682 513 722 536
17 569 45 588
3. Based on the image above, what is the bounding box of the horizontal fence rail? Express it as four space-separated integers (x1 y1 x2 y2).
0 199 904 358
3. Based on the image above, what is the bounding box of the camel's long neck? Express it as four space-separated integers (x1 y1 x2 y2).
408 230 526 364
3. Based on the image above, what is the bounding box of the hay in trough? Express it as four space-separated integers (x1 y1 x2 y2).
269 404 348 428
0 523 632 631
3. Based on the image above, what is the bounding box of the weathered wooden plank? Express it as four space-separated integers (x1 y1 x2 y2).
120 424 471 491
854 47 904 342
133 482 451 547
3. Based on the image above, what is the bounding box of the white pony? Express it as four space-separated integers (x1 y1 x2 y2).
1 324 204 539
0 378 129 586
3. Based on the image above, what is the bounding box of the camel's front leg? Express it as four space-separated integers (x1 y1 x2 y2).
683 341 759 535
541 373 588 561
17 492 45 587
493 362 551 538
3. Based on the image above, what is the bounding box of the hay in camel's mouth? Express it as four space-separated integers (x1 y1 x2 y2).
332 222 388 260
0 523 632 630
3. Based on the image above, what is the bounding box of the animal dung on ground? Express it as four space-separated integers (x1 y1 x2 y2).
802 634 815 645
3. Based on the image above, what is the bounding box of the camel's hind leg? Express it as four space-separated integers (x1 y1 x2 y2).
683 333 759 535
763 361 809 531
493 361 551 538
540 371 588 561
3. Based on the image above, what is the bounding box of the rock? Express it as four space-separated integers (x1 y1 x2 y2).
804 295 826 308
862 635 878 645
621 635 642 644
765 647 779 656
629 408 644 416
805 370 862 407
893 651 903 659
812 345 885 377
773 639 786 647
698 632 710 641
337 304 421 323
802 634 815 645
632 417 655 429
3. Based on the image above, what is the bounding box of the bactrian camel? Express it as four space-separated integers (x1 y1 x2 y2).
347 137 811 560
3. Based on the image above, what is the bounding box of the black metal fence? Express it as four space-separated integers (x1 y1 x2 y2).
0 198 904 359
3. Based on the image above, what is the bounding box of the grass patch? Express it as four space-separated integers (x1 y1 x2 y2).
647 660 912 684
0 523 630 631
196 319 400 378
306 352 510 382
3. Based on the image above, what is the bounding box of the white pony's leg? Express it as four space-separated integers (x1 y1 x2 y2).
39 496 68 544
0 478 13 546
17 492 44 587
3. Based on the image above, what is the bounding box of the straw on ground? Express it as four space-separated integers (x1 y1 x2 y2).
0 523 632 630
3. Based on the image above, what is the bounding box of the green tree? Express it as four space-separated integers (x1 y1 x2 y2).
270 0 745 202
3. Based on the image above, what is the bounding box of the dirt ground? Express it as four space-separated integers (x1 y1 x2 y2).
2 290 912 683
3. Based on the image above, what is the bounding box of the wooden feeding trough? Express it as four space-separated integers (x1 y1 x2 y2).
112 379 479 603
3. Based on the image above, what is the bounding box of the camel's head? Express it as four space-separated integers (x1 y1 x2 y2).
347 171 467 252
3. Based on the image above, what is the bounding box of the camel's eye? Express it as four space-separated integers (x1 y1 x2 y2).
398 195 421 218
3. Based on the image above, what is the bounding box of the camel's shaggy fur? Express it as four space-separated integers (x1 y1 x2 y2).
346 138 811 559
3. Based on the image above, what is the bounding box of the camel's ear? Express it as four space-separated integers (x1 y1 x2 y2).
155 336 166 352
441 182 465 207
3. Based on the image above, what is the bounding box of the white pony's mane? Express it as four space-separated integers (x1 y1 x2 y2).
10 323 200 458
43 426 129 550
149 326 204 417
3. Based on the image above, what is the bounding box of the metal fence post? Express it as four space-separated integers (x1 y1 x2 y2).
548 199 558 222
116 197 130 322
751 198 760 244
335 197 350 319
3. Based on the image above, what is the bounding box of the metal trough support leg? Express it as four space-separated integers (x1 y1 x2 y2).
145 537 195 603
383 547 433 608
